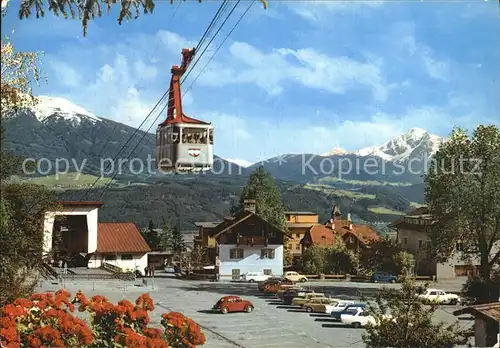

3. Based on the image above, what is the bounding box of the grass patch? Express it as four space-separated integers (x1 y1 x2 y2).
317 176 413 187
13 173 112 188
305 184 376 199
368 206 405 215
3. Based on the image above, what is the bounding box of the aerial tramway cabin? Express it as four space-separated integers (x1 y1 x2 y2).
156 48 214 172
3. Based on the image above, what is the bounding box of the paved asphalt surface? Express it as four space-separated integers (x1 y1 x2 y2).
39 275 472 348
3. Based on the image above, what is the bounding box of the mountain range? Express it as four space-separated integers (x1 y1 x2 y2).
3 96 433 229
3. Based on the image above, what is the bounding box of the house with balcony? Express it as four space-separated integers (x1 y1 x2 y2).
391 207 499 279
285 211 319 262
208 199 292 280
43 201 150 275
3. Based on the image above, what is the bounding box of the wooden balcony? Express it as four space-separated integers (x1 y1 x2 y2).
237 236 268 247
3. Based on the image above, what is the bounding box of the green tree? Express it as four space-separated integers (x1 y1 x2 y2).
232 166 293 266
158 222 174 251
299 245 330 274
359 237 402 274
0 39 56 305
171 224 186 255
392 251 415 278
140 219 161 251
425 125 500 302
362 279 467 347
299 239 353 275
14 0 269 36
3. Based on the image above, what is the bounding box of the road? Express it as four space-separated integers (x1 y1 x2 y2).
38 276 472 348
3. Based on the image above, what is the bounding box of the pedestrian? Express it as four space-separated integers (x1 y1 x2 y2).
144 266 148 277
151 266 155 277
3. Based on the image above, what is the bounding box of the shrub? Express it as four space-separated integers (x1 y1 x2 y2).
0 290 206 347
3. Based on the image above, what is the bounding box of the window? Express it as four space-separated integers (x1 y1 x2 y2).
263 269 272 275
229 248 244 259
104 255 116 261
182 127 208 144
231 269 240 280
403 237 408 245
429 291 437 296
295 244 300 251
261 248 275 259
418 240 423 248
170 127 180 144
268 229 276 238
295 233 300 238
121 254 133 260
208 129 213 145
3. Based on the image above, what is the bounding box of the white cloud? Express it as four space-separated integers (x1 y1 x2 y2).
289 0 384 23
47 59 82 87
393 22 452 81
197 41 391 101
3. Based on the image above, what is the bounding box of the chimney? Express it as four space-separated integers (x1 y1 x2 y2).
347 213 352 222
243 199 256 213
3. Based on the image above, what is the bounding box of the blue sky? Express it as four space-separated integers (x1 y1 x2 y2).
2 0 499 164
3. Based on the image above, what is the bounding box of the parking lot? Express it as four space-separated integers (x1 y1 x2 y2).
39 276 472 348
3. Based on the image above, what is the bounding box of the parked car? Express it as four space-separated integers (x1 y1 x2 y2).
341 307 392 328
291 293 326 306
242 272 271 283
325 300 357 316
417 289 461 305
371 271 397 283
302 298 340 313
164 266 175 273
283 271 308 283
212 296 254 314
331 303 366 320
282 289 315 305
276 286 304 300
258 277 292 291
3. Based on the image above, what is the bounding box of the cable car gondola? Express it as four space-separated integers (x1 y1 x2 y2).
156 48 214 173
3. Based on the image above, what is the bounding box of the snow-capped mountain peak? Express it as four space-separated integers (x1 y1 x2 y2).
32 96 101 125
356 128 444 162
224 158 253 168
321 147 348 157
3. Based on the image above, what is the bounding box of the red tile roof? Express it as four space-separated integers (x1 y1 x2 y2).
306 220 380 246
308 225 338 245
57 201 104 207
97 223 151 253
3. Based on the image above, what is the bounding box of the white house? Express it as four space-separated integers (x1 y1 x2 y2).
210 199 291 280
43 201 150 275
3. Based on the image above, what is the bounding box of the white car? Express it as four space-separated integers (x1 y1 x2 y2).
417 289 461 305
283 271 308 282
242 272 271 283
341 307 392 328
325 300 356 315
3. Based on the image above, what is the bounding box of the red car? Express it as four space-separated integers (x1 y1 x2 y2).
212 296 254 314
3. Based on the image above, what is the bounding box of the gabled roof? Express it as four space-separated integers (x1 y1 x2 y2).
303 220 380 246
97 223 151 253
210 210 292 239
307 225 338 245
453 302 500 322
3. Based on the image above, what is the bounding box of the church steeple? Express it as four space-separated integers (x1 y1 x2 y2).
331 204 341 221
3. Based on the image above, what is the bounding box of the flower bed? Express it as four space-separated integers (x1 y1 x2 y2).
0 290 205 347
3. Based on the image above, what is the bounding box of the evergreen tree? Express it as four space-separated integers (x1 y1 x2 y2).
159 222 174 251
171 225 186 255
140 219 161 251
231 166 293 266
